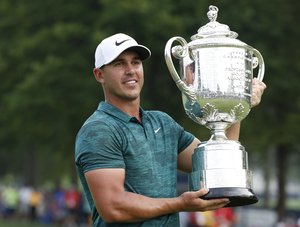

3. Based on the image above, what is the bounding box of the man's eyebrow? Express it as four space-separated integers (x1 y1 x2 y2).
110 59 123 64
108 58 125 65
111 56 141 64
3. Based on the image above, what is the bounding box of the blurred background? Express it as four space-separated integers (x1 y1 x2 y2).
0 0 299 226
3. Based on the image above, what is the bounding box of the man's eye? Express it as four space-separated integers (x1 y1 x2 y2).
114 61 123 66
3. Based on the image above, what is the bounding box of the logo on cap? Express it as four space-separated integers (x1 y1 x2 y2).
115 39 130 46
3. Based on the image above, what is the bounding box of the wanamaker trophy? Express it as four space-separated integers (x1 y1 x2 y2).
164 5 265 207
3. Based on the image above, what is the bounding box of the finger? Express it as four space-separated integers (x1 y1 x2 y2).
253 78 266 87
259 81 267 89
201 198 230 210
205 202 229 210
193 188 209 197
253 78 267 90
251 82 266 107
251 92 260 106
251 96 260 107
193 189 229 203
193 189 230 206
252 77 259 84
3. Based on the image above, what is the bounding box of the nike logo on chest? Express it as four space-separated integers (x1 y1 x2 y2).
154 128 161 133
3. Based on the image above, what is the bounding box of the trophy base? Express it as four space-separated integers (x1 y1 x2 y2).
201 187 258 207
189 140 258 207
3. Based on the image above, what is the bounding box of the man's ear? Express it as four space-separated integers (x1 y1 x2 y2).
93 68 104 83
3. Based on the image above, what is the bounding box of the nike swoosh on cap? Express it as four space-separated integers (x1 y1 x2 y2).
115 39 131 46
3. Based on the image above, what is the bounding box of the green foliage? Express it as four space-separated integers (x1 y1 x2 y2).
0 0 299 186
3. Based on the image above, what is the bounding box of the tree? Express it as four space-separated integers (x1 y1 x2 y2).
0 0 299 222
0 0 101 185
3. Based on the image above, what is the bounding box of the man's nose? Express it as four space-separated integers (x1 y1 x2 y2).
125 63 135 74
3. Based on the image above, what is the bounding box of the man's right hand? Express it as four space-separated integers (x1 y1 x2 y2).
178 188 230 212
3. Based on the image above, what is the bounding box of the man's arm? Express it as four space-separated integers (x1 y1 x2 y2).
225 79 266 141
226 122 240 141
85 168 229 223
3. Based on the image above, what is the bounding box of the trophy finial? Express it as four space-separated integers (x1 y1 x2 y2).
191 5 238 39
207 5 219 22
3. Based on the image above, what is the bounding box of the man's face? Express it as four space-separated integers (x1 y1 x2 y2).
96 50 144 103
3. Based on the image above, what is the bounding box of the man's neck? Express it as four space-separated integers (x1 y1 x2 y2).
105 98 141 122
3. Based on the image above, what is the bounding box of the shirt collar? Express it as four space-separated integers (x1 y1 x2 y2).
98 101 146 123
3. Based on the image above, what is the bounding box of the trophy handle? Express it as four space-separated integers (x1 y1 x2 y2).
164 36 197 102
251 48 265 82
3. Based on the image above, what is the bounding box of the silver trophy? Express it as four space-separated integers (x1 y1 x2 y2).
164 5 265 207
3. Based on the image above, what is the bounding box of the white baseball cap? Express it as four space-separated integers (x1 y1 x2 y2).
94 33 151 68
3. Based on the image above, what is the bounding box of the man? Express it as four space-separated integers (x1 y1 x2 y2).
75 33 266 226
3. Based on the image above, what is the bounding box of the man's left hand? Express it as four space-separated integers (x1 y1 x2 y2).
251 78 267 107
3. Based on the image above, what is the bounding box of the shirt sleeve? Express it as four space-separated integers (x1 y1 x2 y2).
75 120 125 173
175 121 195 153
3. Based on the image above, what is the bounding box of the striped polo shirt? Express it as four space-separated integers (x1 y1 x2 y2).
75 101 194 227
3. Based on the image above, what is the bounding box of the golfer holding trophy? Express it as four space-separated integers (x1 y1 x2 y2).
165 5 265 207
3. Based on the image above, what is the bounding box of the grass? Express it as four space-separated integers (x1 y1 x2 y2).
0 219 62 227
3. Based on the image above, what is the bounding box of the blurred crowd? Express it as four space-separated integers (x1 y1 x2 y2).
0 184 91 226
1 183 300 227
0 183 237 227
180 208 236 227
1 182 237 227
0 184 235 227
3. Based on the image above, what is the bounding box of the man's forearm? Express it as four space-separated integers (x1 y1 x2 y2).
226 122 240 141
98 189 229 223
103 191 183 223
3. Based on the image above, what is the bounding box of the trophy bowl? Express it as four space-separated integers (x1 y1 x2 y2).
164 5 265 207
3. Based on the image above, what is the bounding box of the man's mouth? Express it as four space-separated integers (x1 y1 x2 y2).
123 79 137 85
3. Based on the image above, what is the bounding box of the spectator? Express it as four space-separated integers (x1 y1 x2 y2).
2 186 19 219
29 188 42 222
18 184 32 219
213 208 236 227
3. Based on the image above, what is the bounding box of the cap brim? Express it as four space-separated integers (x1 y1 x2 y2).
127 45 151 61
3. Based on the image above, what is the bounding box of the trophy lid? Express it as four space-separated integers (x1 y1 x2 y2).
191 5 238 40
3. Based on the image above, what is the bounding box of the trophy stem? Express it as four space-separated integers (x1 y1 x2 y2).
207 122 230 141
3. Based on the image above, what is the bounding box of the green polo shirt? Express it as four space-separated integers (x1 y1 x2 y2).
75 101 194 227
